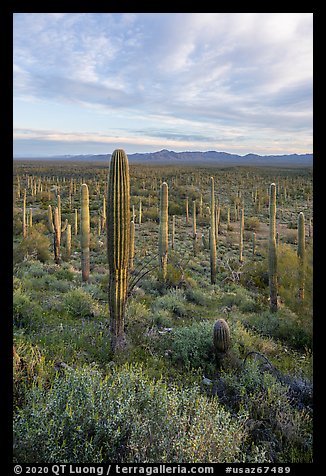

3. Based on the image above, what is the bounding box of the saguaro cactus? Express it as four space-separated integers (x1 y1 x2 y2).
80 184 90 282
22 189 27 239
297 212 305 301
107 149 130 350
66 224 72 258
171 215 175 250
213 319 231 354
159 182 169 280
192 200 197 238
252 232 256 256
269 183 278 312
129 220 135 271
52 207 67 264
239 207 244 263
185 196 189 225
210 177 217 284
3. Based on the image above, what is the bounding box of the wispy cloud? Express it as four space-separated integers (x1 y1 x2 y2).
13 13 313 155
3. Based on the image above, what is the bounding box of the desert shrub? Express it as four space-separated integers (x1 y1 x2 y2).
168 321 215 372
13 340 54 410
63 288 99 318
14 228 51 264
125 301 151 345
13 363 256 463
152 288 188 318
218 285 262 313
245 216 260 231
216 361 312 462
13 289 42 329
244 307 312 350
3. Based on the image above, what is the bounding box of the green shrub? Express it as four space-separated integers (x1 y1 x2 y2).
14 363 256 463
169 321 215 372
245 216 260 231
216 361 312 462
13 289 42 329
14 228 51 264
64 288 99 318
152 289 188 318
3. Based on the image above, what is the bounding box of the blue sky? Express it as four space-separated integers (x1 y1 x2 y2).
13 13 313 157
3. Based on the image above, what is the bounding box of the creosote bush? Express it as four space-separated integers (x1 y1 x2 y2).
63 288 99 318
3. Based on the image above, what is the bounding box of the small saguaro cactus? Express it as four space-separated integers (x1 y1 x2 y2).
66 224 72 259
107 149 130 351
213 319 231 354
129 220 135 271
171 215 175 250
80 183 90 282
22 189 27 239
139 199 142 225
239 207 244 263
210 177 217 284
192 200 197 238
159 182 169 281
185 196 189 225
101 195 106 229
252 232 256 256
297 211 305 301
74 209 78 236
269 183 278 312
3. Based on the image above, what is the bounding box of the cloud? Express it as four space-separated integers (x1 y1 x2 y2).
13 13 313 154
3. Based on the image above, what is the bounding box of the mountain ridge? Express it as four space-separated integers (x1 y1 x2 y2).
13 149 313 166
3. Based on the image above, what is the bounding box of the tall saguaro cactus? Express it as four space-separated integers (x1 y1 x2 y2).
22 189 27 239
159 182 169 280
129 220 135 271
107 149 130 351
297 212 305 301
80 184 90 282
210 177 217 284
239 207 244 263
269 183 278 311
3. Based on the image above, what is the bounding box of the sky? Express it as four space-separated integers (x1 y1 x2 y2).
13 13 313 157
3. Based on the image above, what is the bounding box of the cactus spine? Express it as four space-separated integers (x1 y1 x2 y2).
269 183 278 312
213 319 231 354
107 149 130 350
297 212 305 301
80 184 90 282
159 182 169 280
210 177 217 284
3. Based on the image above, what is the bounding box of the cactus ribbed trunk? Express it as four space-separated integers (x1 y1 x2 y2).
269 183 278 312
297 212 305 301
107 149 130 351
159 182 169 281
28 208 33 228
80 184 90 282
210 177 217 284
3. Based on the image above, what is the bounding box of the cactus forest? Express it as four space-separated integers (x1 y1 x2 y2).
13 153 313 463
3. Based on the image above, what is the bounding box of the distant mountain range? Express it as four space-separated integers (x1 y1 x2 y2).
14 149 313 166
